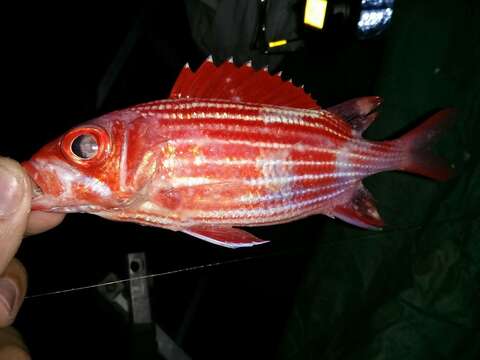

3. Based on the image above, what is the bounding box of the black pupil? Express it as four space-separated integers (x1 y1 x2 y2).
71 134 98 159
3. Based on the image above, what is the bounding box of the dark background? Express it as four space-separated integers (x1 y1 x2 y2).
0 1 478 359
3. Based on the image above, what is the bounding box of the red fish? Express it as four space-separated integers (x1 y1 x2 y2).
22 58 454 248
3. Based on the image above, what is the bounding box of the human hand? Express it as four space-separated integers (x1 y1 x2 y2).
0 157 64 359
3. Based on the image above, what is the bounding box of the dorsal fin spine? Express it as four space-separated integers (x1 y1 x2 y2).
168 58 320 109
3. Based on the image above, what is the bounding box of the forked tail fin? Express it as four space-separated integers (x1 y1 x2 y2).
395 109 455 181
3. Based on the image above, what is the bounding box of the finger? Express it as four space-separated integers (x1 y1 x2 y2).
0 260 27 328
26 211 65 236
0 327 30 360
0 158 31 275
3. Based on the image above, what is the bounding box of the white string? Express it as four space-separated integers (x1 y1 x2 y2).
25 252 287 300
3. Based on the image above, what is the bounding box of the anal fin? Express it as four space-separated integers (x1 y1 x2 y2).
183 225 269 249
332 184 384 230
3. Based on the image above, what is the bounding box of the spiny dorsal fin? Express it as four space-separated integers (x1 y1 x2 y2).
327 96 382 134
169 57 320 109
332 183 384 229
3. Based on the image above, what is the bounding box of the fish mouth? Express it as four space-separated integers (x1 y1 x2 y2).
31 178 44 199
22 161 46 201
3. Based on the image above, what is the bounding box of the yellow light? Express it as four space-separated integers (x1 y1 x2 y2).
304 0 328 29
268 39 288 48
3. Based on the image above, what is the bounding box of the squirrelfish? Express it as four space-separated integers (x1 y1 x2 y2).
23 58 454 248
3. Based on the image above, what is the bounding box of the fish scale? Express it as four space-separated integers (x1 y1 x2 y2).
126 100 355 222
23 58 454 248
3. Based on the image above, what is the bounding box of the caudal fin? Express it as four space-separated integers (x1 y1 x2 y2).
396 109 455 181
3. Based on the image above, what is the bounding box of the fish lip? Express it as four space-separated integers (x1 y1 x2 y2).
22 161 45 200
31 178 44 199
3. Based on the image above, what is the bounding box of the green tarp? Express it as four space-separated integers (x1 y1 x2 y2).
280 1 480 359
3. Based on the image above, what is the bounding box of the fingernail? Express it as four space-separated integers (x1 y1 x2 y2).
0 278 18 315
0 165 23 218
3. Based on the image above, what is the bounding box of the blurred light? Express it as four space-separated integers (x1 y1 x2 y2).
361 0 394 6
268 39 288 48
358 8 393 29
304 0 328 30
357 0 395 39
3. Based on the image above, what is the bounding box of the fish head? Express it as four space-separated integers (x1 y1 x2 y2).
23 119 131 212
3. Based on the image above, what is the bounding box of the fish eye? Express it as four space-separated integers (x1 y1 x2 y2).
61 125 110 165
71 134 99 159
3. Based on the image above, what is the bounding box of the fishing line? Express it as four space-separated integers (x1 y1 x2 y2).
25 249 299 300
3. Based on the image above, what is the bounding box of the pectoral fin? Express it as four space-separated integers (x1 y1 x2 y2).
332 184 384 229
183 225 269 249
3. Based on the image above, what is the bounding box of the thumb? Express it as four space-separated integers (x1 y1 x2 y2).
0 158 31 327
0 158 31 272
